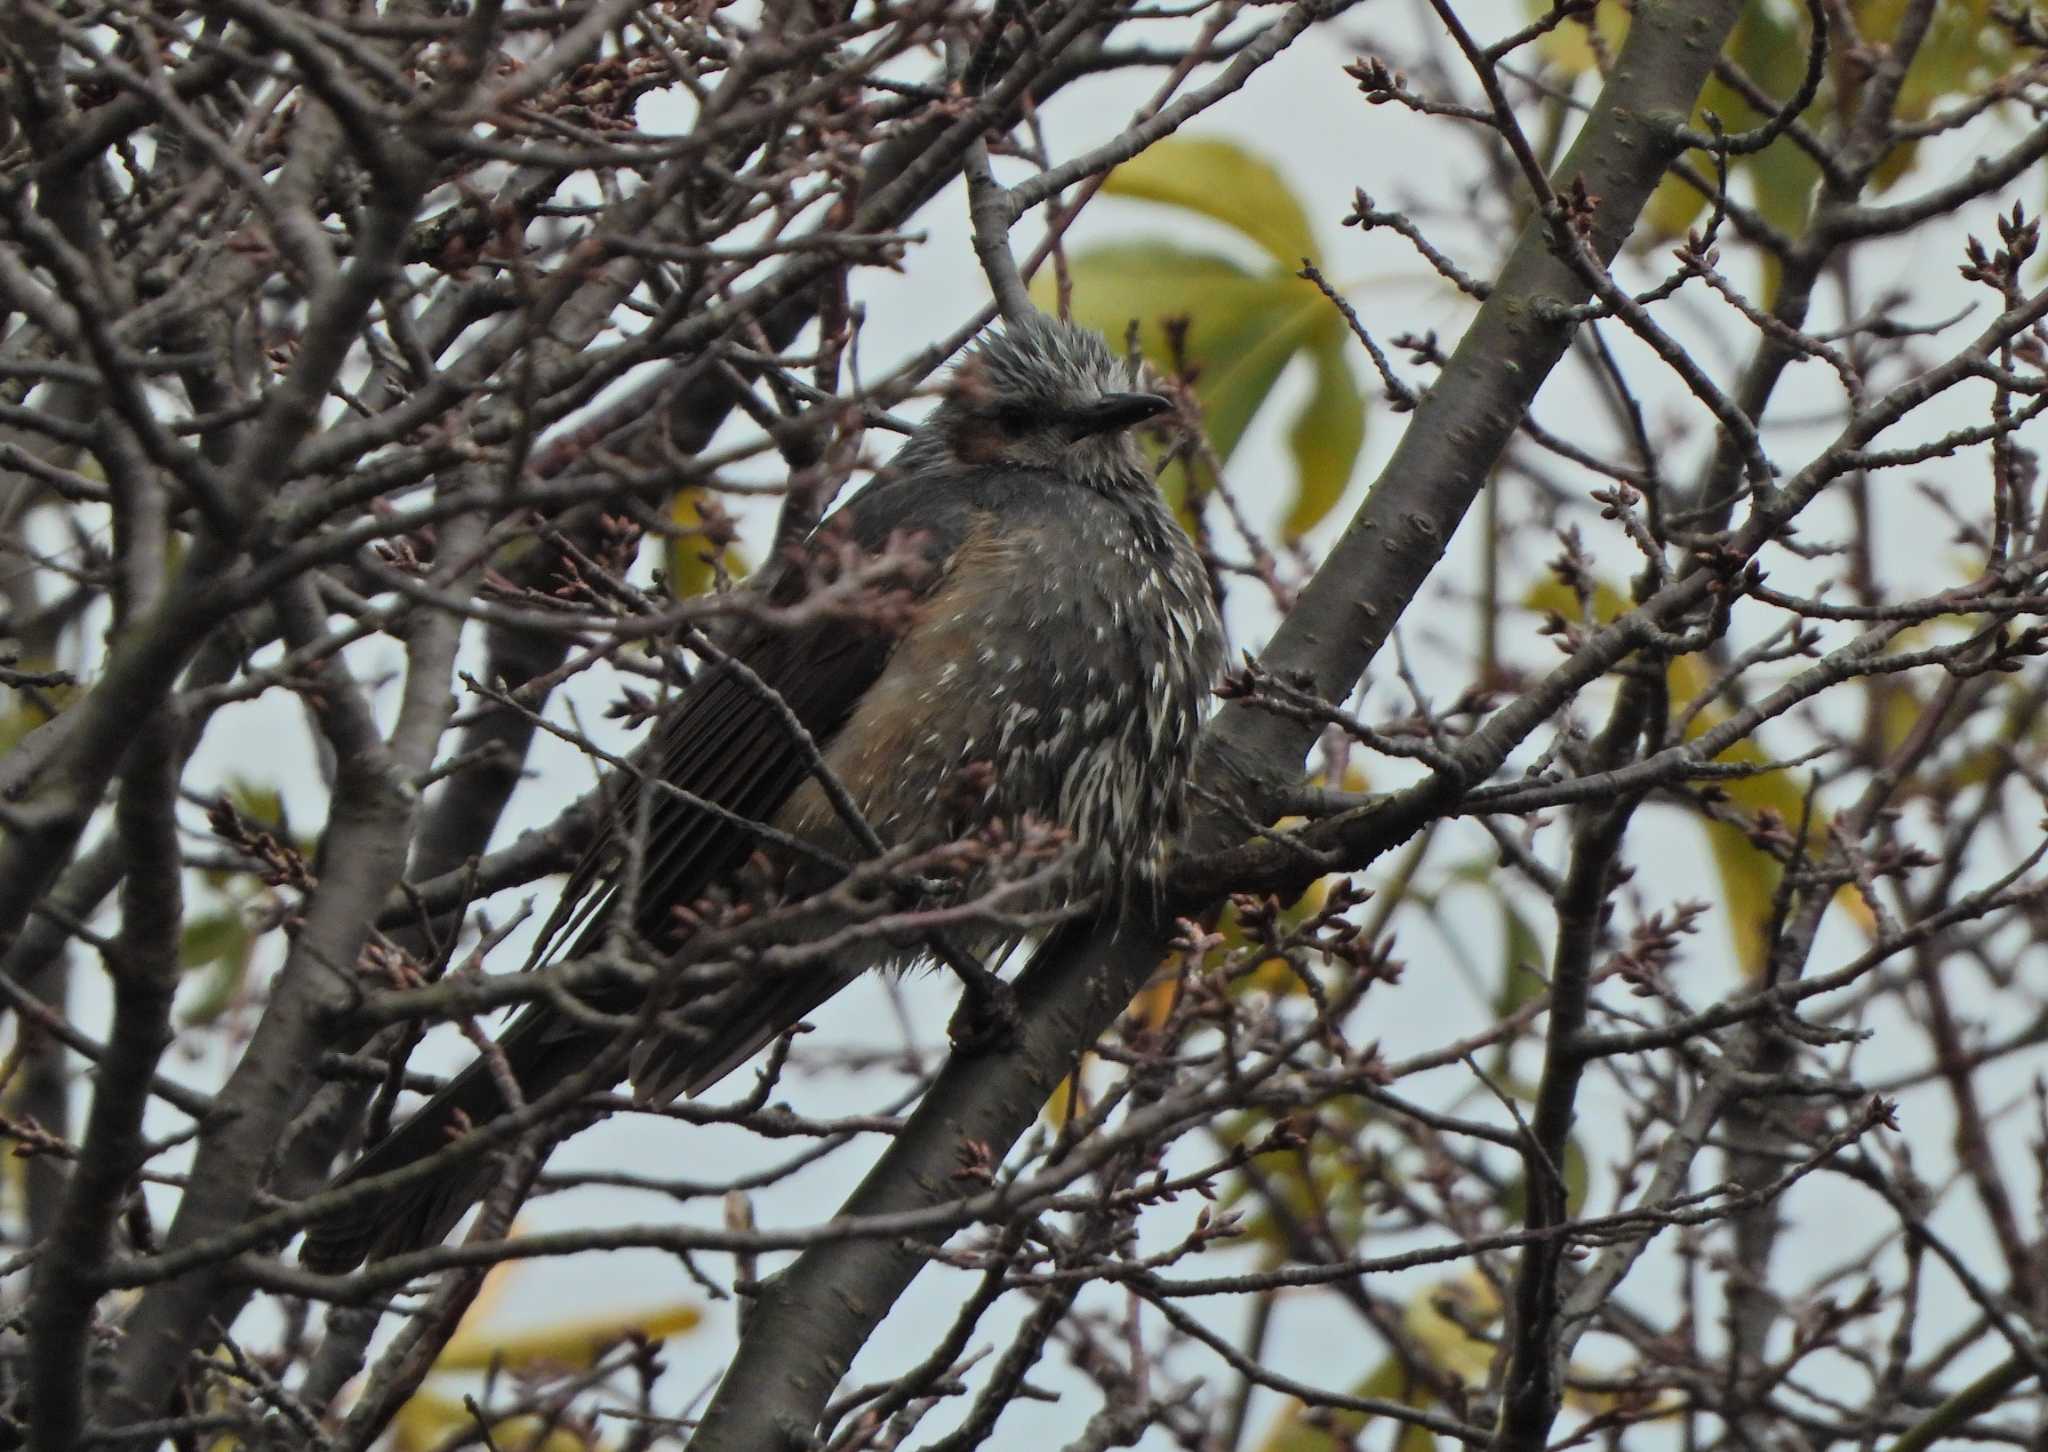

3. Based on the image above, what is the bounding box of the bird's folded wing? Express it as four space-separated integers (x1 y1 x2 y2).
300 479 998 1271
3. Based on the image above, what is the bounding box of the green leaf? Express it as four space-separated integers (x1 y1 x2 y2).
1104 136 1317 270
178 910 252 1026
1045 244 1364 533
1880 0 2010 191
1048 244 1301 456
666 487 747 600
1488 898 1549 1078
1046 139 1366 534
1666 651 1811 975
1525 576 1821 976
1286 332 1364 536
1215 1098 1381 1251
1530 0 1631 74
435 1301 702 1371
1259 1352 1438 1452
0 706 44 757
1501 1134 1591 1223
223 777 286 829
179 911 244 970
1725 2 1821 235
1641 1 1820 244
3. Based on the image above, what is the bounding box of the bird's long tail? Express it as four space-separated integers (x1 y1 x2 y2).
297 1004 610 1274
298 956 859 1273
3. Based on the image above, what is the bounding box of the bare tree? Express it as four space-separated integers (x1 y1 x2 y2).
5 1 2048 1448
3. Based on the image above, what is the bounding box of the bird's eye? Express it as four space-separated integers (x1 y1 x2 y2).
993 402 1033 434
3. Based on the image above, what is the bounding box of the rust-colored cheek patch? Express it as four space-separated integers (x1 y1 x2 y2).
951 420 1010 465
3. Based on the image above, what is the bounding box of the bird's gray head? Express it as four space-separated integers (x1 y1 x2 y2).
898 314 1170 488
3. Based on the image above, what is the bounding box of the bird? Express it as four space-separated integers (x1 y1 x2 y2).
299 312 1224 1273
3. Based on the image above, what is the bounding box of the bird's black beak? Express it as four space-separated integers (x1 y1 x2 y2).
1063 391 1172 440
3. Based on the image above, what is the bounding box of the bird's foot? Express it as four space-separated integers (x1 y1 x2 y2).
930 936 1018 1053
947 972 1019 1055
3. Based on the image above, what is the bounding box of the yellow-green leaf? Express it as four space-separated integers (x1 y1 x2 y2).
1641 1 1821 245
0 705 46 757
1219 877 1332 998
434 1301 703 1372
1725 1 1822 232
1488 898 1548 1077
1524 577 1819 975
178 911 252 1026
1050 139 1367 535
1105 137 1317 270
1667 651 1810 974
1046 244 1364 533
1531 0 1631 75
1501 1134 1590 1223
1049 244 1308 456
1403 1273 1502 1386
390 1389 472 1452
224 777 286 829
666 487 747 600
391 1395 599 1452
1287 332 1364 535
1216 1098 1379 1250
1259 1351 1438 1452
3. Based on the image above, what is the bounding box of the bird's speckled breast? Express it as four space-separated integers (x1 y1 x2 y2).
774 476 1221 905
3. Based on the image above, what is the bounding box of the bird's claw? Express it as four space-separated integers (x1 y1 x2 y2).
948 974 1019 1055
